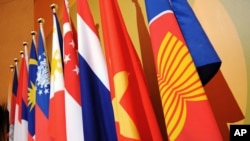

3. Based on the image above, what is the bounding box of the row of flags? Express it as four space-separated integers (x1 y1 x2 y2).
6 0 244 141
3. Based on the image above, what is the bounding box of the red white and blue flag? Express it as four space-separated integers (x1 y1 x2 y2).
77 0 117 140
13 53 28 141
8 64 18 141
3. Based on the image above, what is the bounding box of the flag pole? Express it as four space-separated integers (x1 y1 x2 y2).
6 65 14 109
50 3 58 13
14 58 19 77
22 42 29 70
31 31 37 47
20 50 24 58
37 18 46 46
37 17 50 67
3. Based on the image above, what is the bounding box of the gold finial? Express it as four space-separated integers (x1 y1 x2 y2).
23 41 28 46
50 3 58 13
31 31 37 36
38 18 45 24
14 58 18 63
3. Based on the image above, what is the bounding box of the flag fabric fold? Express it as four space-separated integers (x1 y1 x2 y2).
144 0 222 140
48 10 67 141
13 53 28 141
170 0 221 85
27 37 38 141
35 25 52 141
100 0 162 140
63 0 84 140
77 0 117 140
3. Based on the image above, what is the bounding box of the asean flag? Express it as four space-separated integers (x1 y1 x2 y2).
100 0 162 140
144 0 222 140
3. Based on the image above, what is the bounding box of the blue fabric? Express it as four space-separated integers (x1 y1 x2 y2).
27 39 37 136
78 55 117 141
36 30 50 118
145 0 172 23
171 0 221 84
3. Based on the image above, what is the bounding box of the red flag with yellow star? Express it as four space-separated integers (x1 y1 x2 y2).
99 0 162 140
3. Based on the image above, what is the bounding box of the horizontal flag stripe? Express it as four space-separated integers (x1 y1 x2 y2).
79 55 117 140
63 22 71 37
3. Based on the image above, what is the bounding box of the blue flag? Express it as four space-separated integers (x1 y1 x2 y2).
171 0 221 85
27 38 37 139
36 29 50 118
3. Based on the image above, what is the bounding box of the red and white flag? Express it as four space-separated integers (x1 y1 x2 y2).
63 0 84 140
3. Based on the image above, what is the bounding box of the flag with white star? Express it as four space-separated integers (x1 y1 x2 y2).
63 0 84 140
35 26 52 141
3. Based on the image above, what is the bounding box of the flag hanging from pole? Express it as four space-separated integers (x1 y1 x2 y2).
27 33 38 141
13 52 28 141
63 0 84 140
8 65 18 141
48 5 67 141
100 0 162 140
35 19 52 141
170 1 244 140
77 0 117 140
144 0 222 140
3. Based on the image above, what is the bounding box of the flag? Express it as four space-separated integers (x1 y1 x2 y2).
8 65 18 141
13 53 28 141
100 0 162 140
48 7 67 141
170 0 221 85
170 1 244 140
35 22 52 141
27 35 38 141
144 0 222 140
63 0 84 140
77 0 117 140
